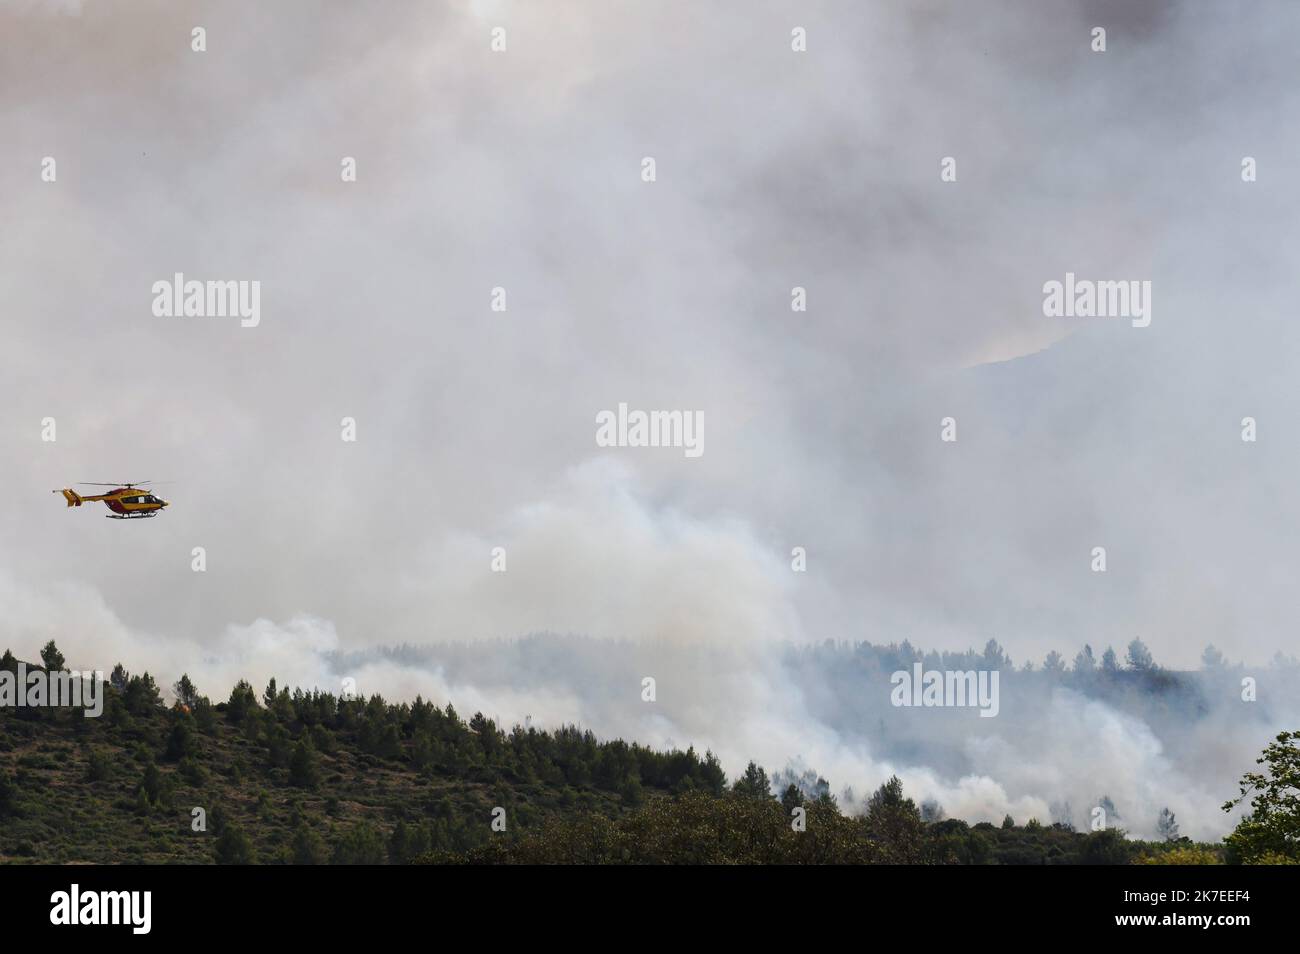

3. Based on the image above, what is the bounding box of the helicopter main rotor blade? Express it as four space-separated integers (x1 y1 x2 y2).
78 481 155 486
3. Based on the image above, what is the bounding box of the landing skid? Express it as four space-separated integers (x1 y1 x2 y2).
107 512 158 519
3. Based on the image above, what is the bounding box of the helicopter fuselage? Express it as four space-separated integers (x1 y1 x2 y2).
55 486 169 517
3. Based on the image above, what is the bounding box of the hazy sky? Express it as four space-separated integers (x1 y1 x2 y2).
3 3 1299 829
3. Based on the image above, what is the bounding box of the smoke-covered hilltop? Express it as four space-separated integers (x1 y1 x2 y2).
325 634 1298 840
5 644 1257 866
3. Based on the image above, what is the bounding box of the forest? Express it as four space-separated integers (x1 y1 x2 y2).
0 641 1295 865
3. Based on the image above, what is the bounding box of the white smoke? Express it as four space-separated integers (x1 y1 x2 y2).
3 463 1288 840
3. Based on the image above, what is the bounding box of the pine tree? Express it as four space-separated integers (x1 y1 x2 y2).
140 761 164 805
0 771 18 818
164 720 196 762
173 674 198 708
781 783 805 813
39 640 65 672
290 823 328 864
332 822 386 864
731 761 772 799
214 825 256 864
123 673 162 715
289 736 322 789
226 680 258 724
85 748 112 783
1126 639 1154 671
865 776 926 862
700 750 727 795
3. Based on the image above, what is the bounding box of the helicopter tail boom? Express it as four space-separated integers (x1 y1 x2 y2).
57 489 84 507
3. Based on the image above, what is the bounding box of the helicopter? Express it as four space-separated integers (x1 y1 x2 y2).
53 482 169 519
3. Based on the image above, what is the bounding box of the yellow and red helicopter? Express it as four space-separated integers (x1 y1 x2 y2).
53 482 169 519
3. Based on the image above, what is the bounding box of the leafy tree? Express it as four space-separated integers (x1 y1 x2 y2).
1101 646 1119 673
1134 845 1222 865
1201 644 1226 669
39 640 65 672
1080 828 1132 864
1223 730 1300 863
263 678 278 708
1073 644 1096 673
109 663 129 690
1001 814 1015 829
1043 650 1066 673
0 649 17 673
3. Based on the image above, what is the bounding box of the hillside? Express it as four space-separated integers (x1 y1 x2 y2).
0 645 1238 864
0 645 726 865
